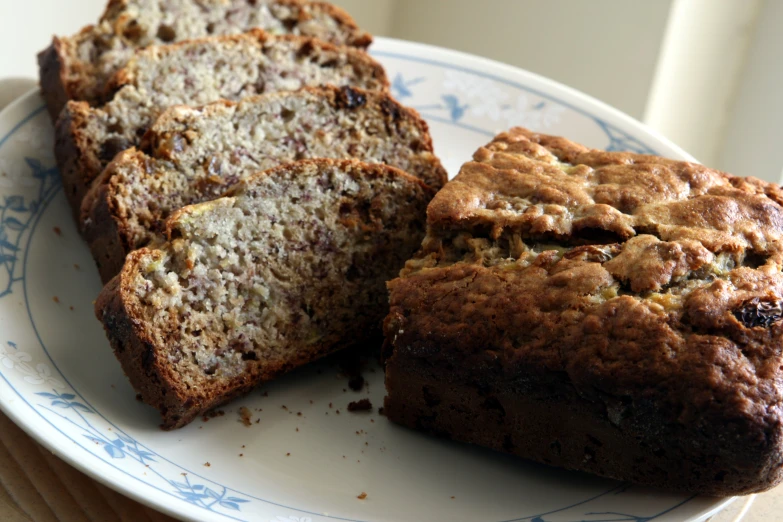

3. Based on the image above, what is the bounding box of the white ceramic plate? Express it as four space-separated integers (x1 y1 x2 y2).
0 37 734 522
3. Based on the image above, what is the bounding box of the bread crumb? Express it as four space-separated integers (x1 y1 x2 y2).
239 453 244 457
52 296 59 304
241 445 246 448
357 492 367 500
335 410 341 415
348 375 364 391
296 427 299 432
347 399 372 412
281 405 288 410
451 496 455 499
286 452 291 456
53 227 62 236
69 306 74 311
309 400 313 404
204 462 211 467
329 402 333 408
238 407 252 427
296 411 302 416
74 264 80 270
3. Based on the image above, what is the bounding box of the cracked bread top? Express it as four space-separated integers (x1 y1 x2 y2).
390 127 783 468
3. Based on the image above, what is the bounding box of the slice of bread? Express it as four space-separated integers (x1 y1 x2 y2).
95 158 433 429
38 0 372 120
54 29 388 221
82 86 447 283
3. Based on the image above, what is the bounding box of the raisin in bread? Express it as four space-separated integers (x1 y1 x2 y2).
96 158 433 429
383 127 783 496
82 86 447 283
55 29 388 221
38 0 371 120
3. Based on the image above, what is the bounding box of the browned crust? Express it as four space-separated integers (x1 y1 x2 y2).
98 255 359 428
305 1 372 48
54 101 106 223
37 37 73 122
96 159 431 429
61 32 390 228
383 347 783 496
82 86 446 284
80 155 135 283
383 127 783 496
38 0 371 124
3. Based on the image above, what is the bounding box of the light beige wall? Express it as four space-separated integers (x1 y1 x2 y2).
385 0 674 120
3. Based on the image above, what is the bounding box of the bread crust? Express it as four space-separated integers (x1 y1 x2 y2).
37 0 372 121
96 159 432 429
55 30 389 227
54 101 105 223
37 36 73 121
81 86 446 284
383 127 783 496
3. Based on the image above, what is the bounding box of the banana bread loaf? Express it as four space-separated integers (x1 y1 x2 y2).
55 29 388 221
81 86 446 283
96 158 433 429
383 127 783 496
38 0 371 120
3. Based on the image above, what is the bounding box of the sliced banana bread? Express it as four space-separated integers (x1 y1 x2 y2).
96 158 433 429
38 0 371 121
82 86 447 283
383 127 783 496
55 29 388 221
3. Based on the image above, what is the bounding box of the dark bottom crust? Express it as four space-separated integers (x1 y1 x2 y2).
37 40 70 123
97 274 382 430
81 179 129 284
383 352 783 497
53 105 91 225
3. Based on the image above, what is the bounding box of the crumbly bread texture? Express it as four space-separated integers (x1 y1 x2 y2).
96 159 433 429
383 127 783 496
38 0 371 120
55 29 388 220
82 86 446 283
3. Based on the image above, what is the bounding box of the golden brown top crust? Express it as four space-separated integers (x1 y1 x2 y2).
392 127 783 446
429 127 783 261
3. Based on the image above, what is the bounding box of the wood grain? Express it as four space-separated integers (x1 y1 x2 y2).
0 412 176 522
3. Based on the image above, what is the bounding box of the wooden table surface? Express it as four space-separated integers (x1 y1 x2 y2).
0 412 176 522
